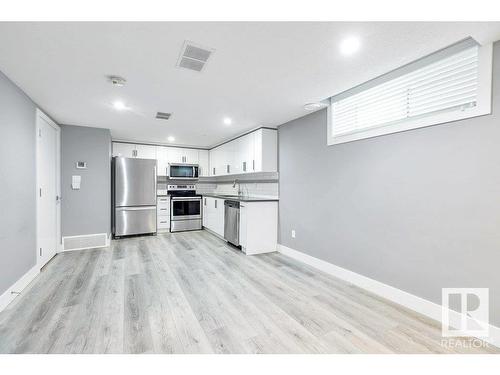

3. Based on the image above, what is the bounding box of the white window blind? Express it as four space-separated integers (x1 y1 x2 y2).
330 43 484 144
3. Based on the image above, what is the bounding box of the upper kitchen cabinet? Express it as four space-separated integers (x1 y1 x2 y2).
253 128 277 173
198 149 209 176
209 128 277 176
168 147 199 164
112 142 156 160
112 142 135 158
209 146 223 176
135 144 157 159
156 146 169 176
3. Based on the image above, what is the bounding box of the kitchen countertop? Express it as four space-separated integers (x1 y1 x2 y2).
201 193 279 202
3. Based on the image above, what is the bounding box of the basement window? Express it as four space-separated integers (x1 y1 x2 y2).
327 38 493 146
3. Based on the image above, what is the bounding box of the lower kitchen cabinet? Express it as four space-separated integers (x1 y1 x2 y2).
239 201 278 255
203 196 225 237
157 195 170 232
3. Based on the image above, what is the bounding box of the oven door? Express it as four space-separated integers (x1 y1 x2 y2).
171 197 202 220
168 164 199 180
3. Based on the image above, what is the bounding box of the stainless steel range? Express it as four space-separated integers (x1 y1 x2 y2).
168 184 202 232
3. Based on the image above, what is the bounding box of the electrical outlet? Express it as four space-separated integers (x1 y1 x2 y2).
291 230 296 239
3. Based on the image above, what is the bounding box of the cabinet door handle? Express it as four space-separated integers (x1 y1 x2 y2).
204 198 206 205
213 167 215 175
227 165 230 174
215 200 217 209
252 159 255 171
243 161 246 172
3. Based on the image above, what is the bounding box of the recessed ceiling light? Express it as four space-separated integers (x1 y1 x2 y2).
113 100 128 111
223 117 232 125
304 102 326 111
340 36 361 56
167 136 175 142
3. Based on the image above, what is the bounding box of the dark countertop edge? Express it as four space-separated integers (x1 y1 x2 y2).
200 193 279 202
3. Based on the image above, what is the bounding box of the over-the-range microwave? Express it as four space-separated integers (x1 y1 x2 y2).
168 163 199 180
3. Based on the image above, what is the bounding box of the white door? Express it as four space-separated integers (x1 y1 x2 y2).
36 109 60 268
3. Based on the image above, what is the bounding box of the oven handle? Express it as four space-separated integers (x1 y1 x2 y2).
171 197 202 201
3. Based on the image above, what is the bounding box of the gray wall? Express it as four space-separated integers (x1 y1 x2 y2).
61 125 111 237
278 41 500 326
0 71 36 294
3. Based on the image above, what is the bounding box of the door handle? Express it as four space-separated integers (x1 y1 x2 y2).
215 200 217 209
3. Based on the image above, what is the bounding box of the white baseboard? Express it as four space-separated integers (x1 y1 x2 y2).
61 232 110 252
277 244 500 348
0 265 40 313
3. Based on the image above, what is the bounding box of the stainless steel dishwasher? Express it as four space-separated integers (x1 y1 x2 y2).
224 200 240 247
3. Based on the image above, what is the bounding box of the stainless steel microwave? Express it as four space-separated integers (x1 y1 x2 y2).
168 163 199 180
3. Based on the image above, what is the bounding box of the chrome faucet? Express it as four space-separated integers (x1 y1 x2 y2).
232 179 241 196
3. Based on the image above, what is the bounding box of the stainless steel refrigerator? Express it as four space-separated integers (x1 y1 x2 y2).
112 156 157 237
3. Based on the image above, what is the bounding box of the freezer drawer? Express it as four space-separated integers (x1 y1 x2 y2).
115 206 157 236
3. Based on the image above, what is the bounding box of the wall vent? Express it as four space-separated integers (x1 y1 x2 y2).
176 41 215 72
156 112 172 120
62 233 108 251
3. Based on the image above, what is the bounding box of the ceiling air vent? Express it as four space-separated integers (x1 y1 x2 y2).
176 41 214 72
156 112 172 120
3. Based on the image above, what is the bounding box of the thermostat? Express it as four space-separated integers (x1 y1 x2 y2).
76 161 87 169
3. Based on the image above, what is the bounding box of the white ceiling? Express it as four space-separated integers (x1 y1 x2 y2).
1 22 499 148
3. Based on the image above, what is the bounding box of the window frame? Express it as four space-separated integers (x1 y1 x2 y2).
327 41 493 146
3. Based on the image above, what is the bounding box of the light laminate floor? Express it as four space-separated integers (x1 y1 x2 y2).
0 230 496 354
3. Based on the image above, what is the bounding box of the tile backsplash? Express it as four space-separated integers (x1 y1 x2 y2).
196 181 279 198
157 174 279 198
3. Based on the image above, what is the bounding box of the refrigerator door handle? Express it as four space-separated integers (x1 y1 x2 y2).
116 206 156 211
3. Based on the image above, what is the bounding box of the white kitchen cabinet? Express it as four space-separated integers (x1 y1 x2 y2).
214 198 225 236
203 196 224 237
168 147 199 164
202 196 212 228
184 148 199 164
208 128 277 176
239 201 277 255
198 149 209 176
253 128 277 173
135 144 157 159
112 142 156 160
234 132 255 174
156 146 169 176
209 146 222 176
157 195 170 232
112 142 136 157
166 147 183 164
